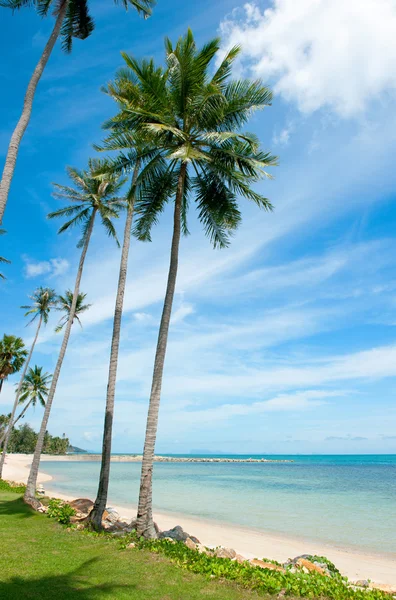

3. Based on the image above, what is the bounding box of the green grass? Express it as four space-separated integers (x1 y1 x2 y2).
0 491 262 600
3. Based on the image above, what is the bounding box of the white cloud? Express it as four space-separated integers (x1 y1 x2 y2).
23 256 69 279
219 0 396 116
273 126 292 146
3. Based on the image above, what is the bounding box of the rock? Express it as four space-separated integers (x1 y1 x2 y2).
127 542 136 549
295 558 327 576
185 537 198 550
277 590 287 598
354 580 370 588
69 498 94 515
189 535 200 544
196 543 207 553
104 508 119 524
37 484 45 496
162 537 176 543
159 525 188 542
250 559 285 573
369 583 396 594
234 554 247 564
215 547 237 559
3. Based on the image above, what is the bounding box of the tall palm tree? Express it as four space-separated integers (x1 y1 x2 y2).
12 365 52 428
0 335 27 394
24 161 124 506
0 229 10 279
55 290 91 333
90 81 165 528
0 0 154 225
110 31 277 537
0 287 56 477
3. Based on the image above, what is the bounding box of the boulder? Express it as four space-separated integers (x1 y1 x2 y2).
69 498 94 515
185 537 198 550
104 508 119 524
215 547 237 559
369 583 396 594
159 526 189 542
354 580 369 588
295 558 327 576
234 554 247 564
250 559 285 573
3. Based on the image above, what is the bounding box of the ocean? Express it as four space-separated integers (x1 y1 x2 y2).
41 454 396 554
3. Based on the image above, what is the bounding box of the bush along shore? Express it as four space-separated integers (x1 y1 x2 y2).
2 479 395 600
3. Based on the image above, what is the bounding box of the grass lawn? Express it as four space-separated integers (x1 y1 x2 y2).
0 491 262 600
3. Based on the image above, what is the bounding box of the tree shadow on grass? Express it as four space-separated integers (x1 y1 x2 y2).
0 558 134 599
0 495 36 519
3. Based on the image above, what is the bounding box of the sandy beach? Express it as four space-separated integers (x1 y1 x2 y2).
2 453 396 586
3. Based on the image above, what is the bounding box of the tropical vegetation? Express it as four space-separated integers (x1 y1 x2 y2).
0 334 27 394
0 287 56 477
2 422 69 454
0 0 154 225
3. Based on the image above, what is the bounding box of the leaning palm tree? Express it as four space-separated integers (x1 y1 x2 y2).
0 287 56 477
12 366 52 428
55 290 91 333
0 0 154 225
111 31 277 537
24 161 124 506
0 229 10 279
0 334 27 394
90 93 165 528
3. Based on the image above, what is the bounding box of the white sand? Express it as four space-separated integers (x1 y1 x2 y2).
2 453 396 586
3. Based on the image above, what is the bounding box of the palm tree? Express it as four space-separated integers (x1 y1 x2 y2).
90 82 165 528
0 0 154 225
0 229 10 279
0 287 56 477
0 335 27 394
12 365 52 428
110 31 277 537
24 161 124 506
55 290 91 333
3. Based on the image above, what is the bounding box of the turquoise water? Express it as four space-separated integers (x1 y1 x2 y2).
41 455 396 554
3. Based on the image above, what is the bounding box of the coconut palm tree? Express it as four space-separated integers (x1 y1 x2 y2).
0 287 56 477
55 290 91 333
0 229 10 279
0 335 27 394
12 366 52 428
24 161 124 506
0 0 154 225
110 31 277 537
89 82 166 528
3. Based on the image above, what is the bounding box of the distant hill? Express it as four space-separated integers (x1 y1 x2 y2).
67 445 87 454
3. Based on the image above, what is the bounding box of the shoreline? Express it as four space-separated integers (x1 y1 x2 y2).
2 453 396 586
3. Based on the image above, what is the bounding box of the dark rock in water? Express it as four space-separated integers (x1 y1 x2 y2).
69 498 94 514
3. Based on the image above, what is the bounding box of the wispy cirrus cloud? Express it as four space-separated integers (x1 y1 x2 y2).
22 256 70 279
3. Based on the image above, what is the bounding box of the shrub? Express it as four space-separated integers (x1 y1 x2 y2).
121 537 390 600
0 479 26 494
47 498 76 524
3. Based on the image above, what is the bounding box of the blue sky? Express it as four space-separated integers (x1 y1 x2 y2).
1 0 396 454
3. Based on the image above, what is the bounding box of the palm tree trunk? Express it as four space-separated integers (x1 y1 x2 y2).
0 380 3 394
24 210 96 505
0 316 42 478
12 398 33 429
0 0 68 225
136 162 186 538
90 163 140 529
